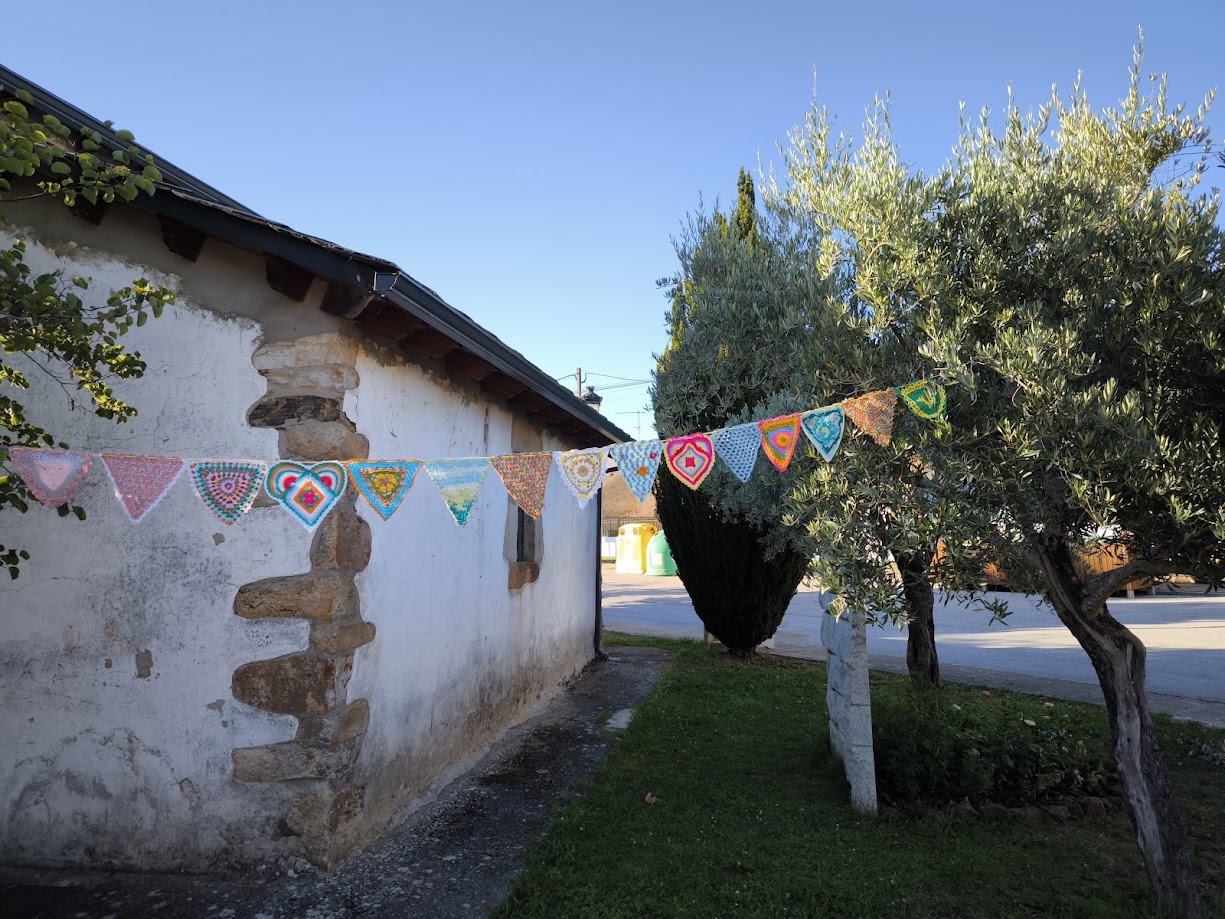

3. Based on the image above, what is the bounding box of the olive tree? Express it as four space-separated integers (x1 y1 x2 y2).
778 47 1221 915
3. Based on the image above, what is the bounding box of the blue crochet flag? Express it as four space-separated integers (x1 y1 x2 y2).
425 458 491 526
711 424 760 483
801 406 845 462
609 440 662 502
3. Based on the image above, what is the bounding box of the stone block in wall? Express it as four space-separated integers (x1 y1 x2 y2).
310 620 376 654
232 652 352 715
293 698 370 747
283 420 369 462
234 573 359 622
310 508 372 572
284 786 367 869
252 334 360 373
260 364 359 394
248 395 344 428
232 737 361 783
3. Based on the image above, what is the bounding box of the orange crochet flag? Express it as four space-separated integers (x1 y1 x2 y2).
491 453 552 519
842 389 899 447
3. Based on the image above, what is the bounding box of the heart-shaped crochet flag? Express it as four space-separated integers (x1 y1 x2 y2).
609 440 662 503
347 460 422 521
800 406 845 462
190 461 266 525
6 447 94 507
757 414 801 473
664 434 715 489
265 461 346 529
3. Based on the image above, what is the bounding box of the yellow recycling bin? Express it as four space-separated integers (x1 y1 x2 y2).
615 523 657 574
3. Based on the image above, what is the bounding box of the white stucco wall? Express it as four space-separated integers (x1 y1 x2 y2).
344 351 596 820
0 205 599 870
0 231 312 869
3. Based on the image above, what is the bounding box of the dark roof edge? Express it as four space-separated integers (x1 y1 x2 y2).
375 272 631 445
0 64 258 216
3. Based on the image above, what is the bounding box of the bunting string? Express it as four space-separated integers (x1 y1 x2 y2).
0 380 944 527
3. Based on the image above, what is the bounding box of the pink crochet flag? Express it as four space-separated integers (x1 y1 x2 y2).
101 454 186 523
664 434 715 489
6 447 94 507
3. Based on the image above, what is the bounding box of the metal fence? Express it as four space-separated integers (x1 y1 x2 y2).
601 515 660 538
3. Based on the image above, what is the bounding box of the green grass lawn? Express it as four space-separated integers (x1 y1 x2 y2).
495 634 1225 918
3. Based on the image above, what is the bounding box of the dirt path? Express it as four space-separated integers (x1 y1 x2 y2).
1 646 672 919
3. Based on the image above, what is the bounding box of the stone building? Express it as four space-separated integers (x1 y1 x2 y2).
0 67 627 871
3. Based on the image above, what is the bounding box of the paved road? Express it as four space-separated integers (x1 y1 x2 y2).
603 568 1225 725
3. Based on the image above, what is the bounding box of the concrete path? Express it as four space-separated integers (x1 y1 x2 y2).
0 647 672 919
603 568 1225 727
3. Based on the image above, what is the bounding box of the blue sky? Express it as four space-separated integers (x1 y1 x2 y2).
4 1 1222 438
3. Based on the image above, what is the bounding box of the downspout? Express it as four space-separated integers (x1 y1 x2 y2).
593 476 609 661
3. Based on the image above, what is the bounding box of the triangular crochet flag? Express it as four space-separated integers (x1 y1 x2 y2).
608 440 663 503
842 389 900 447
101 454 186 523
6 447 94 507
491 453 552 519
265 461 347 530
190 461 265 525
346 460 422 521
552 448 607 509
800 406 845 462
711 425 759 483
897 378 948 421
664 433 715 489
757 414 802 473
425 458 491 526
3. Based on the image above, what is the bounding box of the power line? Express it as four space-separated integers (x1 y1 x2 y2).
585 372 651 383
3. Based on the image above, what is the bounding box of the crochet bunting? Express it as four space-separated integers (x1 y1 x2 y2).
711 425 759 483
664 433 715 490
425 458 491 526
265 461 347 530
898 378 948 421
608 440 663 503
842 389 900 447
757 414 801 473
6 447 94 507
101 454 186 523
491 453 552 519
800 406 845 462
190 461 265 525
552 448 607 509
347 460 422 521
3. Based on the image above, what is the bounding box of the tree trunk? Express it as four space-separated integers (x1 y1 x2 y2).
898 547 939 686
1036 538 1203 918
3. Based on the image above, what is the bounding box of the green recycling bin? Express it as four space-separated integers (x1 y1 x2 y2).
645 531 678 576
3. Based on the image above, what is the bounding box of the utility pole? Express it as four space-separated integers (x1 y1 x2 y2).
575 367 583 397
